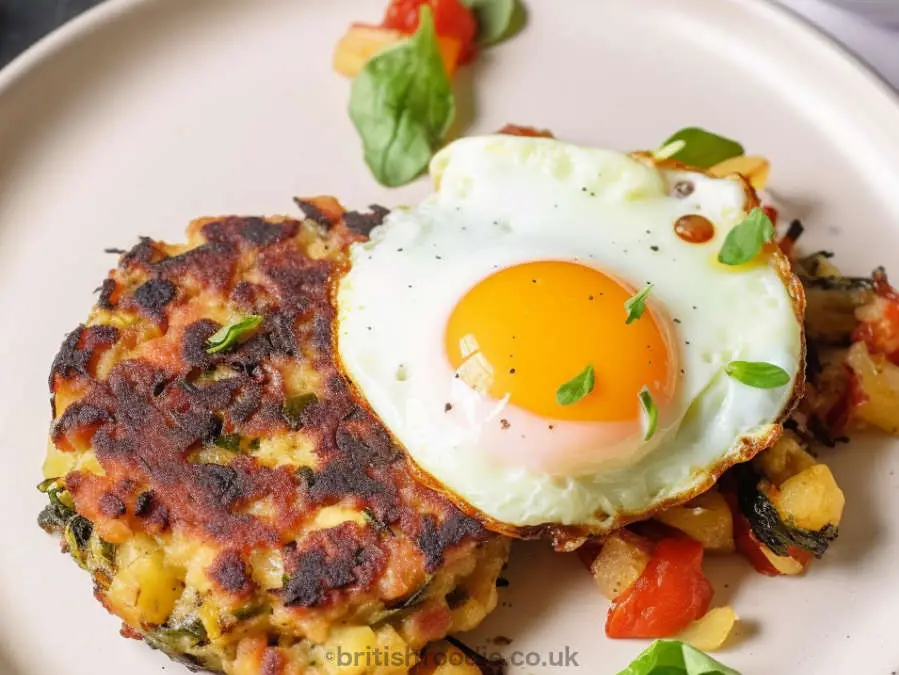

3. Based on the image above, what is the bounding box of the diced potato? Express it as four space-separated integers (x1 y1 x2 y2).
248 547 284 590
655 491 734 553
198 601 223 642
309 504 368 531
674 606 737 652
590 532 652 600
333 25 404 77
708 155 771 190
107 535 182 624
372 625 414 675
254 433 318 469
333 25 461 79
324 626 379 675
771 464 845 531
42 440 75 478
753 432 817 486
847 341 899 435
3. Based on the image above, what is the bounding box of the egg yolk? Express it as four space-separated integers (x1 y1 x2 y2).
445 261 674 422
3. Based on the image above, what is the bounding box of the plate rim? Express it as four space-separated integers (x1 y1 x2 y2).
1 0 898 114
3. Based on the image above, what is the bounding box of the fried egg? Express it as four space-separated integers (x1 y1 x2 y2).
337 136 804 537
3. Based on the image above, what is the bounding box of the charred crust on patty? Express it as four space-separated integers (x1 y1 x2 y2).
343 205 390 237
283 522 385 607
121 236 167 267
417 514 486 572
134 490 154 516
97 278 118 310
294 198 338 228
208 550 256 597
98 493 127 518
49 325 120 386
130 278 177 319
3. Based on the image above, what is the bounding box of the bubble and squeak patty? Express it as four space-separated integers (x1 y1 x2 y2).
39 203 509 675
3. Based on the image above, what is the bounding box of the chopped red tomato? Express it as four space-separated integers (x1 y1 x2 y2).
497 124 556 138
605 537 713 639
382 0 477 62
853 269 899 364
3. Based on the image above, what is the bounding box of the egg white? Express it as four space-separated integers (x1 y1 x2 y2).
337 136 802 533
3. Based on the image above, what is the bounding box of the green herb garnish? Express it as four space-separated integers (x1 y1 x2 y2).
638 387 658 441
660 127 744 169
725 361 790 389
205 315 263 354
462 0 520 45
349 7 455 187
556 365 595 406
717 207 775 266
624 283 654 324
617 639 740 675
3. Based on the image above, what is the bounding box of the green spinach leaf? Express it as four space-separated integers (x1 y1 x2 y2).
462 0 519 45
618 640 740 675
349 7 455 187
661 127 744 169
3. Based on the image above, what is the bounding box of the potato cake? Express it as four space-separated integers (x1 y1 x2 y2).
39 200 509 675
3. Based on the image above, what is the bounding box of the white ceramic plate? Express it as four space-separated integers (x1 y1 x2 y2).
2 1 898 673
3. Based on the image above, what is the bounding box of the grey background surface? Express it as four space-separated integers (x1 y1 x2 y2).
0 0 105 68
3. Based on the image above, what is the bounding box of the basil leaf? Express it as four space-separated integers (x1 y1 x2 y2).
206 315 263 354
726 361 791 389
618 640 741 675
638 387 658 441
462 0 519 46
349 7 455 187
556 365 595 406
661 127 744 169
624 283 654 324
652 139 686 161
717 207 775 266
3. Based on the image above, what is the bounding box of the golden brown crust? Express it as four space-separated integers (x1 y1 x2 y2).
41 204 509 673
